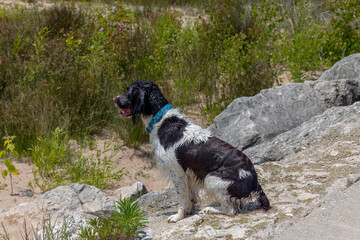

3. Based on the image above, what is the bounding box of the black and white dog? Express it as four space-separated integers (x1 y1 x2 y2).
114 81 270 223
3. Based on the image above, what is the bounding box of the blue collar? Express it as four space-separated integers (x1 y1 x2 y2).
146 103 173 133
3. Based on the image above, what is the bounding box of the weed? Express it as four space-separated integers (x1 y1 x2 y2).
79 197 148 240
0 223 10 240
30 128 72 180
33 218 71 240
0 136 19 195
66 142 124 189
30 128 123 192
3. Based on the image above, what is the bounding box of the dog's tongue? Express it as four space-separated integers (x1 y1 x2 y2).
120 107 131 117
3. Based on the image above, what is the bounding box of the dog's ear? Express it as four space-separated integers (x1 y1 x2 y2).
130 88 150 123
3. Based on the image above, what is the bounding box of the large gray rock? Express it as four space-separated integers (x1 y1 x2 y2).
140 187 178 209
306 79 360 107
318 53 360 81
209 83 327 150
244 102 360 163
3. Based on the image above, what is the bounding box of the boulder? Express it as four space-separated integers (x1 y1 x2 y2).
209 83 327 150
140 187 178 209
210 54 360 153
244 102 360 163
306 79 360 107
317 53 360 81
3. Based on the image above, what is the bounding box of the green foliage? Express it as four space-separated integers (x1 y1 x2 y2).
0 4 122 151
66 142 124 189
121 0 209 9
30 128 123 192
1 0 360 151
1 136 19 195
30 128 72 179
323 0 360 63
79 197 147 240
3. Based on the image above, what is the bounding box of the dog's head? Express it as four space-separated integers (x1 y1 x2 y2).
113 81 169 122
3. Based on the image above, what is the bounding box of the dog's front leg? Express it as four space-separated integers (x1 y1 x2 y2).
167 171 191 223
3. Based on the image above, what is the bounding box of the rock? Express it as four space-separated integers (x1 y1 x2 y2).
347 174 360 187
209 83 327 150
194 225 220 239
113 181 148 199
0 184 118 239
264 181 360 240
140 227 154 240
306 79 360 107
244 102 360 163
140 187 178 209
318 53 360 81
157 215 205 239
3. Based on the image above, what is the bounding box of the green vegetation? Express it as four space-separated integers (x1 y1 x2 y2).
30 128 123 192
79 197 147 240
0 136 19 195
1 0 359 152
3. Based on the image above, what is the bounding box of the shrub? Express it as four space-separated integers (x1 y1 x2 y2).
79 197 147 240
323 0 360 63
30 128 123 192
0 136 19 195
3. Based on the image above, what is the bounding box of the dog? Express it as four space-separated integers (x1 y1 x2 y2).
114 81 270 223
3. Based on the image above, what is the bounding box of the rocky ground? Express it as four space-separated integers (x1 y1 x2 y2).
141 119 360 239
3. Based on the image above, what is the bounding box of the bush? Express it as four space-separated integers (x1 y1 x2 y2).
323 0 360 63
30 128 123 192
79 197 147 240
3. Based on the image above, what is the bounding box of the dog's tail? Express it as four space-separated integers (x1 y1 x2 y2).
256 183 271 211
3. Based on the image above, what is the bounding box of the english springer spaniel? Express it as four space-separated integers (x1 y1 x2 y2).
114 81 270 223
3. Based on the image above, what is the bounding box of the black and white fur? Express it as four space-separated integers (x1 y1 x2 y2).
114 81 270 223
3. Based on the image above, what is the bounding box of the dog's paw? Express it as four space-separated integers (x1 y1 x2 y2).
167 213 185 223
199 207 219 215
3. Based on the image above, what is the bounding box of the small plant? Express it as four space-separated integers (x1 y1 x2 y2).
33 218 71 240
1 217 71 240
79 197 147 240
30 128 72 179
30 128 123 191
0 223 10 240
0 136 19 195
65 141 124 189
